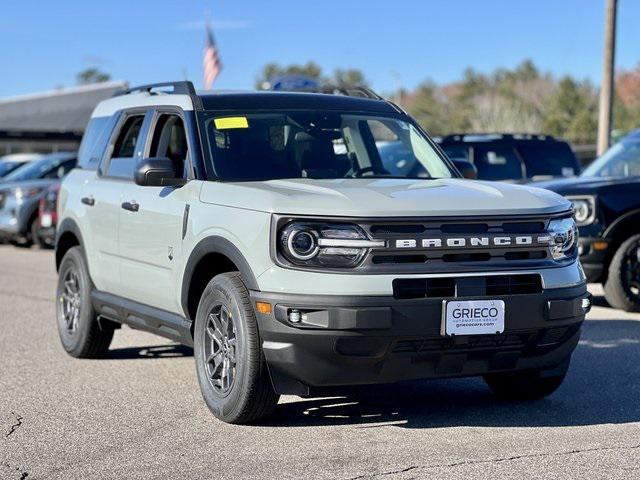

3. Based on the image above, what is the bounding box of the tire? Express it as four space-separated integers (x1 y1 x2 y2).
56 246 113 358
31 219 49 249
194 272 279 424
484 370 566 400
9 238 32 248
604 234 640 312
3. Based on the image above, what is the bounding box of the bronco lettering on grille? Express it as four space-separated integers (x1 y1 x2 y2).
394 235 548 249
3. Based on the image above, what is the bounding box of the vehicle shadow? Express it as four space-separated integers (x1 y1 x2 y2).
105 344 193 360
591 293 613 308
263 319 640 429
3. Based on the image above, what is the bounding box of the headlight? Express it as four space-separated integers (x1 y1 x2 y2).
567 196 596 226
546 217 579 260
13 187 43 201
279 222 385 268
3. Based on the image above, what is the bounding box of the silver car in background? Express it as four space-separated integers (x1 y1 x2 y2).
0 152 76 247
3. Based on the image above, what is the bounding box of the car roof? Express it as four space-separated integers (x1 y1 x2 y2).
91 84 401 118
622 128 640 142
198 91 399 114
0 153 44 162
40 151 77 161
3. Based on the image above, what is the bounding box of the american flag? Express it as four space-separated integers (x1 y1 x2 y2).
203 22 222 90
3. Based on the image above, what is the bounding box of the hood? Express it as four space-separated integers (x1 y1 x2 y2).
200 178 571 217
0 179 57 192
531 175 638 195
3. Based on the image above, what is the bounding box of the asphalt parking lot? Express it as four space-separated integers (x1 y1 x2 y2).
2 245 640 480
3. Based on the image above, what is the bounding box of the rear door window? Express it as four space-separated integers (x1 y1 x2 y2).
105 115 145 179
473 145 523 181
442 145 469 162
78 116 118 171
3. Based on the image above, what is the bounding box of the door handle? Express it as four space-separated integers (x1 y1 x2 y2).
121 201 139 212
81 196 95 206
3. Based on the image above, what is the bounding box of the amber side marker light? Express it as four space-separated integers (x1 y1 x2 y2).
255 302 272 314
593 241 608 251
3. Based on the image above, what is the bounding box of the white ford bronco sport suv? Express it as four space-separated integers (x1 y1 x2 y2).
55 81 590 424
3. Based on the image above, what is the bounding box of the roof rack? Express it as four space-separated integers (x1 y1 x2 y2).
300 85 384 101
113 81 196 97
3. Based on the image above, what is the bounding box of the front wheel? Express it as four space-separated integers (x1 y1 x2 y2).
484 370 566 400
604 234 640 312
194 272 279 424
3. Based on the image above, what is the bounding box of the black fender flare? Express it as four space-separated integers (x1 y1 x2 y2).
603 208 640 240
181 236 259 317
55 217 86 270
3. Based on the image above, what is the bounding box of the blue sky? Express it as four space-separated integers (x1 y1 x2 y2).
1 0 639 98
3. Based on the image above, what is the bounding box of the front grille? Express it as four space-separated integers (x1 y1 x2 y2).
393 274 542 300
393 333 532 354
485 274 542 296
356 214 563 274
392 324 579 356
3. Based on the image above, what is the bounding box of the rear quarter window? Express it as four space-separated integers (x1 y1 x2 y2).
77 116 118 171
473 145 524 181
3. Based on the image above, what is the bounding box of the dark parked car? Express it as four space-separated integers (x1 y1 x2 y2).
0 152 76 247
436 134 581 182
535 129 640 311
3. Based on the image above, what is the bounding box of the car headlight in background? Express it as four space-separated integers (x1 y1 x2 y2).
546 217 579 260
279 222 385 268
567 195 596 226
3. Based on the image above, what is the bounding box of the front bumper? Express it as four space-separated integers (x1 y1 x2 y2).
0 197 37 240
251 283 589 395
0 212 19 239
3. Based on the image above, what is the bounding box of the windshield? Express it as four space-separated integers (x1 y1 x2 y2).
0 161 24 177
582 137 640 178
203 112 454 181
2 156 73 182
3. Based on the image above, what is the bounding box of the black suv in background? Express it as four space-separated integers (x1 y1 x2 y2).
535 129 640 312
436 134 581 182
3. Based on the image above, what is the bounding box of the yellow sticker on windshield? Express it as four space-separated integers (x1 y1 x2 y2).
214 117 249 130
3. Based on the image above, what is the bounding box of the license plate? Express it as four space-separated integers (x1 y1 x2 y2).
442 300 505 336
40 214 52 228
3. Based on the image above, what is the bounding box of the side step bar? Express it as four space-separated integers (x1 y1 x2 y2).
91 290 193 347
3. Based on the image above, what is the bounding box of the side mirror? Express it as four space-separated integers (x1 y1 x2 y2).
452 159 478 180
135 157 186 187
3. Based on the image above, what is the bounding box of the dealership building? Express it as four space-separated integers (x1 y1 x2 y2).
0 81 127 155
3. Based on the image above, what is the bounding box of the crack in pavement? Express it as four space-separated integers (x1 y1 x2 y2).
2 463 29 479
5 412 23 438
346 442 640 479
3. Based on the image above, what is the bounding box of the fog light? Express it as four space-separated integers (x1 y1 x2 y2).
289 309 301 323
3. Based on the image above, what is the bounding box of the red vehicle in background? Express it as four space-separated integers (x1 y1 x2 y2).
34 182 60 248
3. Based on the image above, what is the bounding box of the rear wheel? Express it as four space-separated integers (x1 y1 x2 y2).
56 246 113 357
194 272 279 424
484 370 566 400
604 234 640 312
